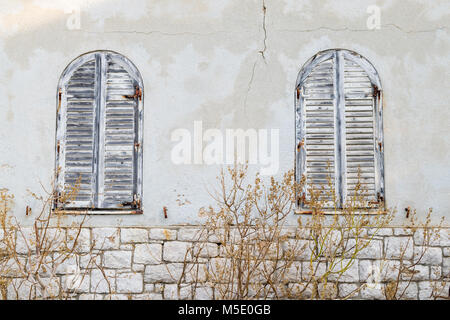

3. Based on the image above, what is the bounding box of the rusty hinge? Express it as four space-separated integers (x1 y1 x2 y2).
296 87 301 99
297 192 307 207
123 86 142 101
52 191 61 209
57 89 62 112
163 206 168 219
297 139 304 152
372 84 380 98
120 200 137 208
134 142 141 151
121 194 141 209
136 197 141 209
369 192 384 206
56 140 61 154
378 141 383 152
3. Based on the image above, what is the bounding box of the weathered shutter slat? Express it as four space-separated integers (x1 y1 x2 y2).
100 55 139 209
62 59 97 207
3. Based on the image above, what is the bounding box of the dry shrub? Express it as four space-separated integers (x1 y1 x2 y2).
0 177 109 300
178 164 448 300
0 165 448 300
380 208 448 300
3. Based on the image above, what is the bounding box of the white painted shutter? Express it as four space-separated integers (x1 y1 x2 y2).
56 52 143 211
300 56 336 205
60 59 97 208
343 56 377 202
100 54 140 209
296 49 384 210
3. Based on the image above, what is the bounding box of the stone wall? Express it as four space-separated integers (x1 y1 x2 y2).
4 226 450 300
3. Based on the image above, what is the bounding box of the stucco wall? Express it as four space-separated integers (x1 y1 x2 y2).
0 0 449 227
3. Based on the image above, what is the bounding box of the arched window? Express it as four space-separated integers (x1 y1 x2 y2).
295 49 384 210
54 51 143 213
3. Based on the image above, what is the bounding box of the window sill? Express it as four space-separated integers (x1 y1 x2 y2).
53 209 143 215
295 209 387 215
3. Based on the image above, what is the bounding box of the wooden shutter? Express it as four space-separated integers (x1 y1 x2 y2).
100 53 141 209
55 51 143 211
56 58 97 208
297 54 336 206
296 49 384 210
343 54 377 202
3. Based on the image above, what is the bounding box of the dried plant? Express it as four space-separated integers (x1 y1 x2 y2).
177 164 447 300
380 208 448 300
0 165 447 300
0 177 109 300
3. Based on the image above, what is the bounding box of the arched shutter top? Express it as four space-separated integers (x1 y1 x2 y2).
296 49 381 90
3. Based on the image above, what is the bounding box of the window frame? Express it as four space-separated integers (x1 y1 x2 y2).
54 50 144 215
295 49 385 213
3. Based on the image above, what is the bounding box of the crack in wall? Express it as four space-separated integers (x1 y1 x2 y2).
259 0 267 62
243 60 257 121
273 25 448 34
384 24 448 34
242 0 268 121
77 25 447 37
82 30 249 36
